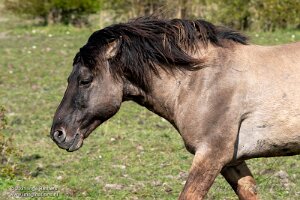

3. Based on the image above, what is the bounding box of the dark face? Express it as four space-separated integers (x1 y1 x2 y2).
50 60 123 151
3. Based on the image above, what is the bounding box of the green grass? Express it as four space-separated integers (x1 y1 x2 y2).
0 10 300 200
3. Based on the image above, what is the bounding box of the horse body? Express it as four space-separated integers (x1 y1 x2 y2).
233 43 300 159
145 42 300 161
50 17 300 200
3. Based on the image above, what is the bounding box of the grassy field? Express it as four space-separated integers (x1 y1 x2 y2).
0 10 300 200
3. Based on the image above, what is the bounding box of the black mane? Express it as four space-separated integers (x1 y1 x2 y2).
76 17 248 91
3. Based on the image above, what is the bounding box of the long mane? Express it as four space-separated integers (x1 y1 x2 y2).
76 16 248 91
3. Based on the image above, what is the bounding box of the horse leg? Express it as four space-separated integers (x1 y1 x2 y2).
179 151 226 200
221 161 259 200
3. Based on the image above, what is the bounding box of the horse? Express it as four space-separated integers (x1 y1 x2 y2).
50 17 300 200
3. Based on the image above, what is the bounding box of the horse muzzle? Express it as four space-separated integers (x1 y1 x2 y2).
51 128 83 152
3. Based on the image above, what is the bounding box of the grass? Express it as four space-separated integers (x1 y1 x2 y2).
0 10 300 200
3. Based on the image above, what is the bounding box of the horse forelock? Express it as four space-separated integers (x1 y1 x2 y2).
76 16 248 91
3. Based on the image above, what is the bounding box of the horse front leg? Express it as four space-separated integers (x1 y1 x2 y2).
221 161 259 200
179 151 227 200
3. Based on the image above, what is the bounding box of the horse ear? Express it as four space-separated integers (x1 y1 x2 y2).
105 40 119 59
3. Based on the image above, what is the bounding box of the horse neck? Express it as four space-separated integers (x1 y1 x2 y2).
123 68 192 129
123 43 230 130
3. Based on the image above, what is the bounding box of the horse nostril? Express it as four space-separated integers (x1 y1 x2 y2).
53 129 66 143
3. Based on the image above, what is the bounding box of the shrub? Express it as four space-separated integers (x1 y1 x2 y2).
204 0 300 31
0 106 22 178
3 1 300 31
102 0 300 31
4 0 102 26
250 0 300 31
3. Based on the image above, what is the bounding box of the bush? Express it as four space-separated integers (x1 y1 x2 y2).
3 0 300 30
206 0 252 31
4 0 102 26
250 0 300 31
0 106 23 178
102 0 300 31
211 0 300 31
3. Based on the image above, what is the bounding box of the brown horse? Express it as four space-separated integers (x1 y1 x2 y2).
50 17 300 199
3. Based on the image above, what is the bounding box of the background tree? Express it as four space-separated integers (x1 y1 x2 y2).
4 0 102 26
4 0 300 30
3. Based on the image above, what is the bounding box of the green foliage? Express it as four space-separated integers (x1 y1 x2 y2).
51 0 102 26
0 107 21 178
207 0 252 30
250 0 300 31
4 0 102 26
3 0 300 30
211 0 300 31
0 107 7 131
103 0 300 31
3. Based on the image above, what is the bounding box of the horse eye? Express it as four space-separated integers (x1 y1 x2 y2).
79 78 92 86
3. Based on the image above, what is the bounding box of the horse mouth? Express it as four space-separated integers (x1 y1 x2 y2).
51 119 101 152
66 133 83 152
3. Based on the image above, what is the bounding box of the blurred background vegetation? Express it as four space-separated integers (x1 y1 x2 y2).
3 0 300 30
0 0 299 199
